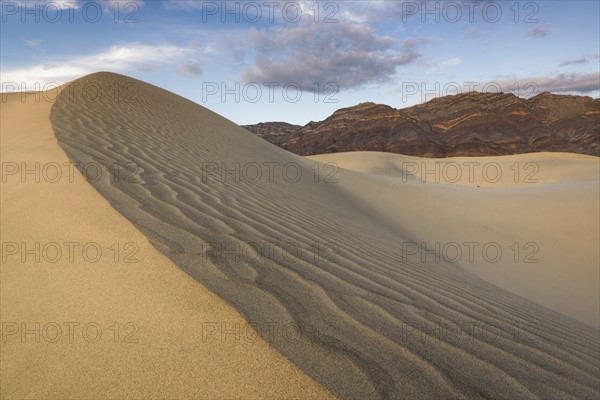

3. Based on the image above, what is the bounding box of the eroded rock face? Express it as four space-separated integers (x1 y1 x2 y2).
243 92 600 157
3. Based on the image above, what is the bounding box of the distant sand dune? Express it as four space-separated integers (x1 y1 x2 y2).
308 151 600 329
44 72 600 399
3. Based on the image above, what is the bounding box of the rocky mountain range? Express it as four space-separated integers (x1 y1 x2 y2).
243 92 600 157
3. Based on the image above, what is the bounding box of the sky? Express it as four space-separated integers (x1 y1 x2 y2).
1 0 599 125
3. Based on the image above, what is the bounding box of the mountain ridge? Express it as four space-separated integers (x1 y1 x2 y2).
243 91 600 157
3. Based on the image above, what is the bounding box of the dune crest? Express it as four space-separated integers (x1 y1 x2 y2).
48 72 600 399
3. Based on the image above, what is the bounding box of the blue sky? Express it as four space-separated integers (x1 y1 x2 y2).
1 0 599 125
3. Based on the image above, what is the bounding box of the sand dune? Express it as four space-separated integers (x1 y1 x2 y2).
308 151 599 187
30 72 600 399
308 151 600 329
1 88 333 398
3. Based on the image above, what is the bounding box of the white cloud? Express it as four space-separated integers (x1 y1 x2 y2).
23 39 41 46
1 43 196 90
427 57 462 73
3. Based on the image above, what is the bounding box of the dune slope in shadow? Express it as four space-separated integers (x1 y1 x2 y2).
51 72 600 399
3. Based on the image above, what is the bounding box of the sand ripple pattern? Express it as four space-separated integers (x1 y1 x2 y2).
51 73 600 399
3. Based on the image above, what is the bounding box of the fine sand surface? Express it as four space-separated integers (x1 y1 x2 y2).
308 151 600 329
40 72 600 399
0 89 333 398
